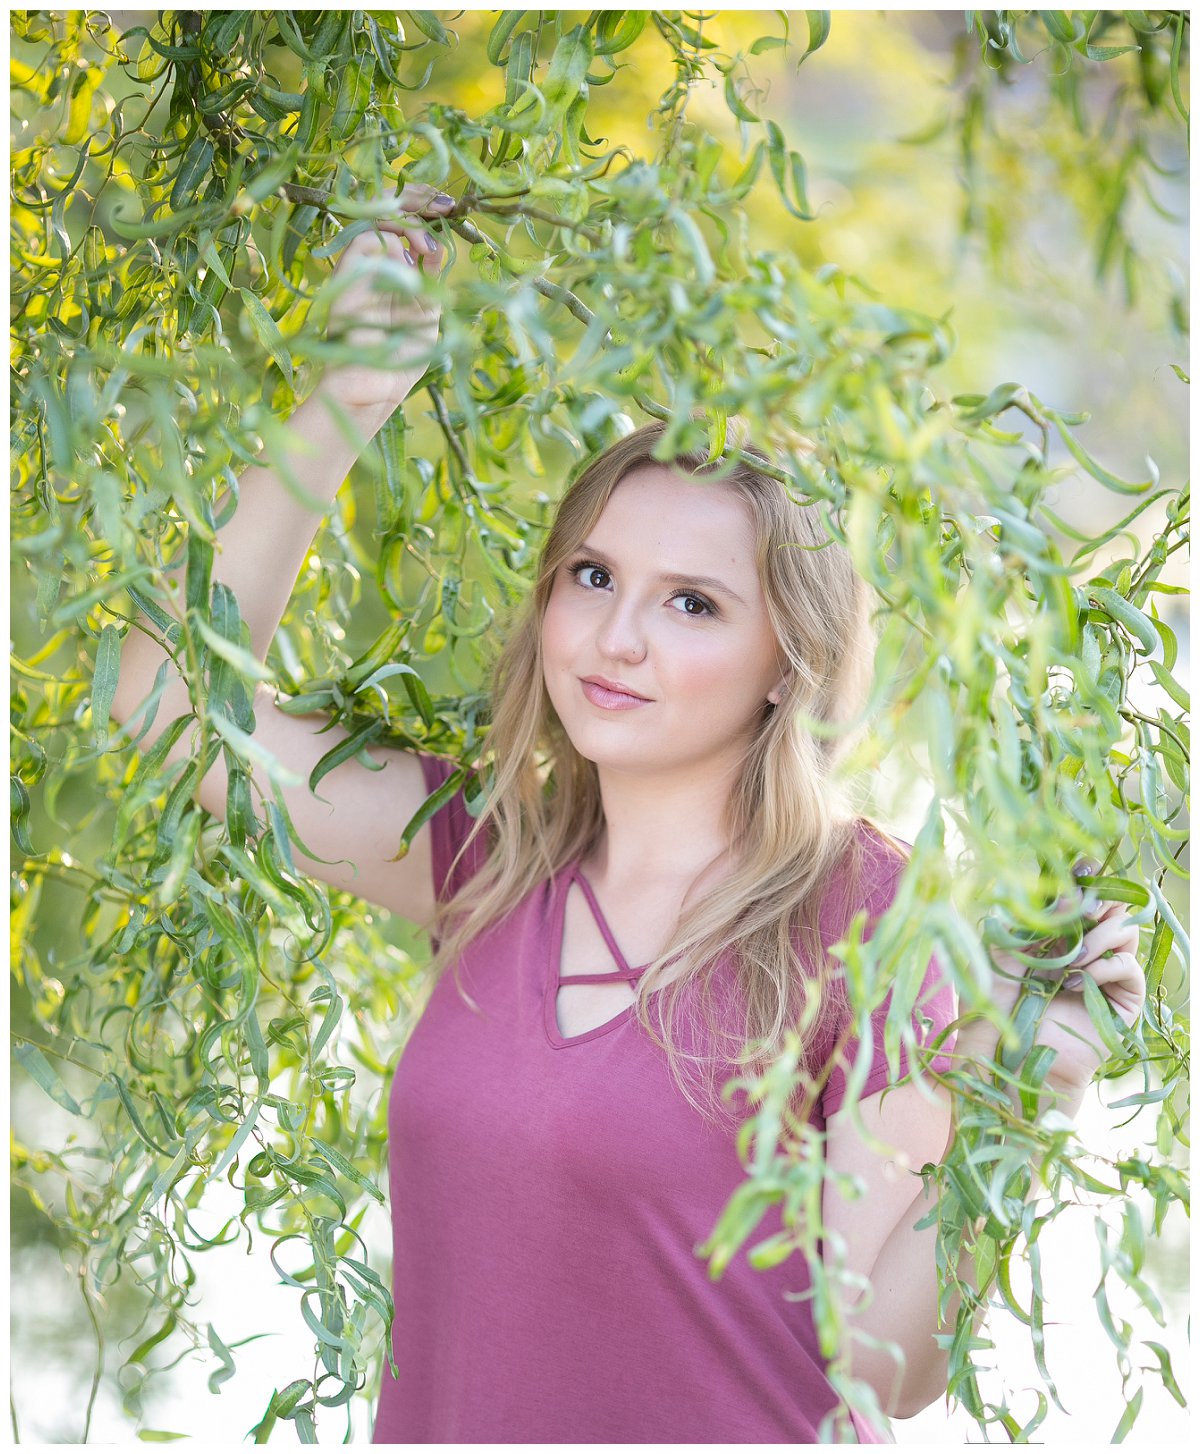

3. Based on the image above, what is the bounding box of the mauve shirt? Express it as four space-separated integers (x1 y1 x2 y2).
371 754 956 1444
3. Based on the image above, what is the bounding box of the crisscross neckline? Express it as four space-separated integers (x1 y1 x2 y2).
543 861 652 1048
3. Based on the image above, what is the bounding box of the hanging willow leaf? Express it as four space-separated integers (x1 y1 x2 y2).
14 1042 83 1114
1089 586 1162 654
169 136 214 211
207 707 304 787
308 718 387 796
486 9 526 65
90 622 122 742
239 288 293 386
1048 411 1156 494
800 11 832 65
409 11 450 46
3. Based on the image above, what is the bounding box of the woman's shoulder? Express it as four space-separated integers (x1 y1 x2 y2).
847 815 912 888
816 816 913 938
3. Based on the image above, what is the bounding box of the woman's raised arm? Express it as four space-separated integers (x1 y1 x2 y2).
108 186 457 926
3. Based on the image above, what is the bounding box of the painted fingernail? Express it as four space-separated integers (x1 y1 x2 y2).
423 230 439 251
403 247 415 264
1063 973 1084 991
432 192 454 208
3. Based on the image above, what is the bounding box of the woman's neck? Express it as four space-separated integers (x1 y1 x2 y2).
575 751 748 896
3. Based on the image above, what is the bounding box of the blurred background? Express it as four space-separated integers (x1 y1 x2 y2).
10 8 1188 1443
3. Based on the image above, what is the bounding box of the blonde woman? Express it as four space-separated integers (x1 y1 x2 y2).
111 187 1146 1443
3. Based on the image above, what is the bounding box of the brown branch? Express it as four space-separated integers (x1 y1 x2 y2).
528 274 600 330
426 381 473 490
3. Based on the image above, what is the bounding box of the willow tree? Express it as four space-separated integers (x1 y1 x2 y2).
10 9 1189 1444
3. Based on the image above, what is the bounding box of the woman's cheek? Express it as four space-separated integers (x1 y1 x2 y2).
540 600 576 694
680 637 739 695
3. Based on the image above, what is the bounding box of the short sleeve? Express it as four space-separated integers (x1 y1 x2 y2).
815 826 957 1122
417 753 490 904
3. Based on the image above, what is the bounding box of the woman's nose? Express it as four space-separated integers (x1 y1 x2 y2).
595 599 647 659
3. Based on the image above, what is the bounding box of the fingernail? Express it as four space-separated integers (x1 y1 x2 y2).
423 230 439 251
432 192 454 209
403 247 415 264
1063 973 1084 991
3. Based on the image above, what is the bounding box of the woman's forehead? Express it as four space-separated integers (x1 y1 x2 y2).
583 469 761 596
596 464 753 535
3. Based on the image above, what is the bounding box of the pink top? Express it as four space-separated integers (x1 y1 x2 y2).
371 753 956 1443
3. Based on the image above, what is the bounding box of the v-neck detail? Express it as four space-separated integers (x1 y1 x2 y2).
544 861 651 1049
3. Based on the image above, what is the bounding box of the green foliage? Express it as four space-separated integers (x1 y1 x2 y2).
10 8 1189 1443
911 11 1191 329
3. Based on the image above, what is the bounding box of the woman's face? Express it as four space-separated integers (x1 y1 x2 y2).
541 464 788 779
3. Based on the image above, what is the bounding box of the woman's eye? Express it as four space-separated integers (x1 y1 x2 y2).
671 593 712 617
571 563 610 590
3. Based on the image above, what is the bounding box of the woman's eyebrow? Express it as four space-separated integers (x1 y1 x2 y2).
576 543 747 606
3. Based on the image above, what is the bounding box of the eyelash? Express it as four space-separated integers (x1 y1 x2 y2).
564 558 719 619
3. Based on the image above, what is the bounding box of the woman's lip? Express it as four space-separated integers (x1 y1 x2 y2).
580 678 652 711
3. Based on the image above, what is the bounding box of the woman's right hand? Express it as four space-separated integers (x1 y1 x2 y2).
318 183 455 417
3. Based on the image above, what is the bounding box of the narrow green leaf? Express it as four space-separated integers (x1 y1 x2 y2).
1081 972 1127 1056
724 71 759 123
239 289 293 386
11 776 34 855
308 718 385 797
208 707 304 787
310 986 343 1061
1049 412 1154 494
90 624 123 740
128 1310 178 1368
1147 660 1189 712
673 209 715 286
111 1074 174 1154
211 1093 266 1177
410 11 450 45
1111 1385 1144 1442
206 1322 238 1394
486 9 525 64
1169 11 1188 124
170 136 214 211
1143 1341 1186 1406
392 764 469 860
15 1042 83 1114
1089 586 1160 654
800 11 831 64
193 614 277 683
593 9 647 55
309 1135 385 1203
1040 11 1083 44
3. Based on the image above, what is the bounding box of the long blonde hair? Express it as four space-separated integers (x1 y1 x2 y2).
423 416 898 1128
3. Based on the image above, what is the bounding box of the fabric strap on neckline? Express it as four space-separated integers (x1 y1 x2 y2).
568 862 656 976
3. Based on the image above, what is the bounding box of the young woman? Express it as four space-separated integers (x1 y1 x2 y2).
110 186 1146 1443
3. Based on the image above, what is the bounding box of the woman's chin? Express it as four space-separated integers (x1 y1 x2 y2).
561 724 651 765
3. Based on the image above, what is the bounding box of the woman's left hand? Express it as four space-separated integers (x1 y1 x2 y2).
958 869 1147 1105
